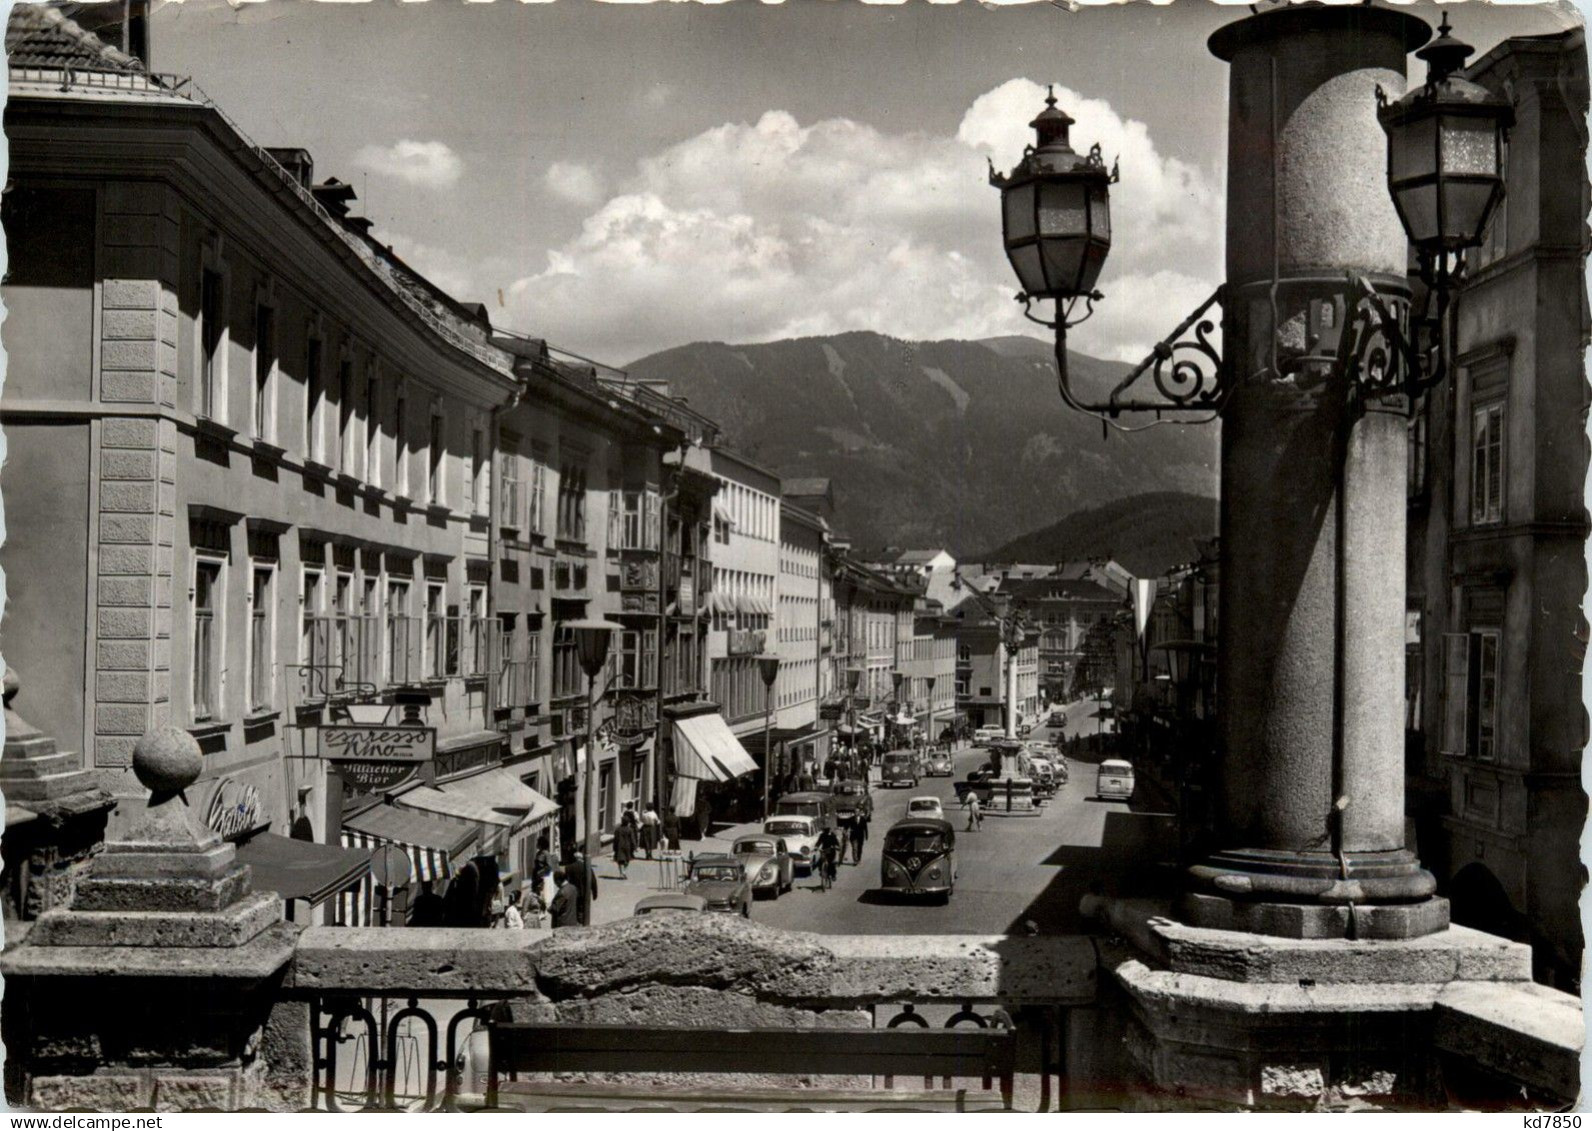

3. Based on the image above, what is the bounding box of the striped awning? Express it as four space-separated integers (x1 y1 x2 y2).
393 768 559 832
336 808 477 927
673 713 759 782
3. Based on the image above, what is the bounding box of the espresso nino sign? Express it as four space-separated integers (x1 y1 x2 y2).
317 725 437 763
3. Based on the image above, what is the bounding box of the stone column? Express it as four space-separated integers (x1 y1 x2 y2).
1185 4 1445 939
1 728 299 1111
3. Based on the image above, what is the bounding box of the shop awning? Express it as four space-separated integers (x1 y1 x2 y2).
235 832 372 906
341 803 479 884
394 767 559 831
673 713 759 782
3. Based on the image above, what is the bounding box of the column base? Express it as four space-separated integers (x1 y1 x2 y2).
1185 848 1446 939
1181 891 1450 940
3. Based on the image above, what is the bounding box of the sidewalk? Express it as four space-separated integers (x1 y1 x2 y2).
583 822 756 926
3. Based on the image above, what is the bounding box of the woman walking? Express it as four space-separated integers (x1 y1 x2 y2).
613 808 639 879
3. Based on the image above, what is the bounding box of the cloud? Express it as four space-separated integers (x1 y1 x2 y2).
352 139 462 189
543 161 606 207
501 79 1223 363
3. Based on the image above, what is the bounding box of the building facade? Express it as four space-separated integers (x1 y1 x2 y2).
1404 29 1589 992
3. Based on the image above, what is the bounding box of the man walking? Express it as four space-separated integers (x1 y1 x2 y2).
848 814 867 865
548 869 579 928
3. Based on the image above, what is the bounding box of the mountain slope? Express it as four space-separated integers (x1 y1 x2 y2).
627 331 1219 555
984 492 1220 577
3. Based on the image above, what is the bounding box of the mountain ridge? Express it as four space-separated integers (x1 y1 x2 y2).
627 330 1219 556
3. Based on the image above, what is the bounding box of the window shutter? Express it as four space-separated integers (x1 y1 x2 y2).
1440 632 1469 757
609 489 623 550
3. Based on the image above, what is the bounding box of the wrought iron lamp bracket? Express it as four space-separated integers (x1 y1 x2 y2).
296 663 378 703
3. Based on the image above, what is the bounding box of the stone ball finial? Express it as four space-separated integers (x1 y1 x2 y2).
132 726 203 795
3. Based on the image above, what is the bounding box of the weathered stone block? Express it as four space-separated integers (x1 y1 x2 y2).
101 481 158 514
102 371 158 403
98 606 152 640
258 1000 314 1112
95 704 150 736
73 869 253 914
158 341 179 378
95 736 138 767
31 1073 147 1111
99 544 155 576
1262 1063 1325 1099
102 308 159 340
30 892 281 948
96 671 152 703
102 279 160 310
152 1073 237 1113
100 513 156 544
103 215 161 249
101 450 159 483
102 339 158 371
99 576 154 608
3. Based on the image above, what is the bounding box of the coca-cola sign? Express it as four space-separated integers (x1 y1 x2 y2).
207 778 265 840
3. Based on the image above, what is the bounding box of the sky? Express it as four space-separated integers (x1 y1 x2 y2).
151 0 1579 367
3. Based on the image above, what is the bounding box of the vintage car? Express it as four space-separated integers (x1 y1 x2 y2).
773 791 840 832
683 853 753 917
880 750 921 789
763 815 820 872
906 795 945 822
829 778 874 824
880 817 957 901
1028 758 1057 799
924 749 955 777
972 726 1006 748
633 892 709 916
1096 759 1136 802
731 834 795 898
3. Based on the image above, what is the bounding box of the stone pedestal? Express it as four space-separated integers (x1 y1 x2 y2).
1 728 299 1112
1090 897 1580 1111
1194 1 1444 938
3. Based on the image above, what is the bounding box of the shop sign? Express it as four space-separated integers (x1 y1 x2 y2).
316 725 436 762
335 760 422 795
206 776 270 840
679 576 695 617
819 702 845 721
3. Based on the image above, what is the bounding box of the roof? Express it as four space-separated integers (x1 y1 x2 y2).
7 4 143 73
1000 577 1121 603
896 549 951 565
782 478 832 497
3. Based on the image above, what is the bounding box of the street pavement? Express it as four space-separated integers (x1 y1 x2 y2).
586 699 1171 936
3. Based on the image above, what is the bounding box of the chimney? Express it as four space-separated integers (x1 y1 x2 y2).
264 148 315 190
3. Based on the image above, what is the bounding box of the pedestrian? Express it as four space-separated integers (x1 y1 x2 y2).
965 792 983 831
531 834 554 908
662 808 682 850
613 810 638 879
501 889 525 930
847 814 866 865
565 849 598 926
548 868 579 928
640 804 661 860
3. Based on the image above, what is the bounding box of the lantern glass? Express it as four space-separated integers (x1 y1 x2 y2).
1389 113 1436 183
1007 243 1046 297
1394 182 1441 247
1090 182 1111 240
1003 181 1036 242
1443 114 1499 175
1042 240 1086 296
1037 181 1088 237
1444 180 1500 245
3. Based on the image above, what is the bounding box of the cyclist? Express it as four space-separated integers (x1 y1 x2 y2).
815 825 842 891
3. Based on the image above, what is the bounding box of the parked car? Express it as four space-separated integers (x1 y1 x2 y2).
773 791 840 832
972 726 1005 747
633 892 709 916
880 817 957 901
924 749 954 777
830 778 874 824
1028 758 1056 800
1050 709 1069 727
906 795 945 822
731 834 794 898
1096 759 1136 802
763 815 820 872
880 749 921 788
683 853 753 917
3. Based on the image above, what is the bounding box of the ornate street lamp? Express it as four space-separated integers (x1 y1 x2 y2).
989 87 1119 417
1376 14 1514 392
568 618 623 862
757 654 781 818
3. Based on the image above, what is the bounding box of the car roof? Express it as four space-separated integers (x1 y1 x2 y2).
780 791 830 802
635 893 708 911
765 814 815 827
888 817 955 834
1100 759 1134 771
908 796 941 805
733 834 779 846
692 853 741 865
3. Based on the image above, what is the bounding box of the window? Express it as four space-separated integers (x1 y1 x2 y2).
305 338 324 463
300 566 325 700
553 625 581 698
199 268 225 421
192 556 225 720
500 437 521 527
526 630 542 701
253 304 275 442
387 580 412 684
618 630 641 689
359 575 381 685
557 461 587 542
1471 401 1504 525
714 514 730 545
609 488 624 551
333 571 355 678
338 359 354 475
394 394 409 497
428 413 445 505
467 584 488 676
471 429 488 516
1442 627 1501 761
248 564 275 713
425 583 447 679
365 371 381 488
529 458 547 534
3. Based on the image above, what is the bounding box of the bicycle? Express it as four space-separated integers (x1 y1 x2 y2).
819 847 839 891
